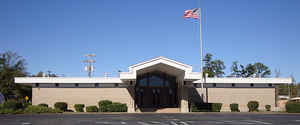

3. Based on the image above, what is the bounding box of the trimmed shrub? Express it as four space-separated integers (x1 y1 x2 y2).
190 102 218 112
86 106 98 112
230 103 239 112
107 102 127 112
2 100 23 110
74 104 85 112
248 101 259 112
190 103 200 112
0 108 20 114
38 103 48 108
286 102 300 113
54 102 68 111
212 103 222 112
265 105 271 111
98 100 112 112
24 105 62 113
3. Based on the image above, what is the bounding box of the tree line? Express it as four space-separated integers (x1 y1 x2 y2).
203 53 271 78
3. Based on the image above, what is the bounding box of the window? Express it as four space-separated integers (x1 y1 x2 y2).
95 83 99 87
35 83 39 87
75 83 79 87
232 83 235 87
268 83 272 87
55 83 59 87
213 83 216 87
139 78 147 86
250 83 254 87
149 75 163 87
115 83 119 87
165 80 169 87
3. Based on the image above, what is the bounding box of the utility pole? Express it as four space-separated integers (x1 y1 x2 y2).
83 54 96 77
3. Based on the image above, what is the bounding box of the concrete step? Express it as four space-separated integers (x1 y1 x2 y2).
136 108 180 113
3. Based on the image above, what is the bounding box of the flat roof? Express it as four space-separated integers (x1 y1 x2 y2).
193 77 292 84
14 77 123 84
15 77 292 84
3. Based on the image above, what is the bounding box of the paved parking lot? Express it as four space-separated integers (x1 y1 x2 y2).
1 113 300 125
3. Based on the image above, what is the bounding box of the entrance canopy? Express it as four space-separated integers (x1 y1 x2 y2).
120 56 202 81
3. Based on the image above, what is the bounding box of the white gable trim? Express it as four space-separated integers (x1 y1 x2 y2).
129 56 192 72
120 56 196 80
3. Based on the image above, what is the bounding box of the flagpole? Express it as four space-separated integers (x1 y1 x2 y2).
199 8 204 102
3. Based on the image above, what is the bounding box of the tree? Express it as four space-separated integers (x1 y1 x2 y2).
230 62 271 78
253 62 271 77
203 53 226 77
230 61 246 77
37 71 44 77
0 51 30 100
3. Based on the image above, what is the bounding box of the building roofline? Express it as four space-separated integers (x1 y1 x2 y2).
14 77 123 84
193 77 292 84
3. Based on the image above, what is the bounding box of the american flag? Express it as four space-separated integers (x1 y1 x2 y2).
183 8 200 19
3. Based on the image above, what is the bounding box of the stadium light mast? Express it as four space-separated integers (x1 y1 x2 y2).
83 54 96 77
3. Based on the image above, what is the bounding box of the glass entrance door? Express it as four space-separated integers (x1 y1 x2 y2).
135 72 178 108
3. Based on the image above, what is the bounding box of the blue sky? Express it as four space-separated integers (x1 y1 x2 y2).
0 0 299 81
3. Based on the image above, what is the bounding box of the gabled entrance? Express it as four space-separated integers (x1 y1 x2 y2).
120 56 202 112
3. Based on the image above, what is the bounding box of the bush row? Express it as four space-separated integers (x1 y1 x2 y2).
0 100 63 114
24 105 62 113
191 101 273 112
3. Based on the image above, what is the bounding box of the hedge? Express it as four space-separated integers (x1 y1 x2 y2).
107 102 127 112
98 100 112 112
286 102 300 113
212 103 222 112
38 103 48 108
2 100 23 110
230 103 239 112
265 105 271 111
190 102 222 112
0 108 23 114
248 101 259 112
24 105 62 113
74 104 85 112
86 106 98 112
54 102 68 111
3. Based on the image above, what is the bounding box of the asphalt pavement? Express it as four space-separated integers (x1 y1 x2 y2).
1 112 300 125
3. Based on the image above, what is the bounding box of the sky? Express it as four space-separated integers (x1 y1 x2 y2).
0 0 299 81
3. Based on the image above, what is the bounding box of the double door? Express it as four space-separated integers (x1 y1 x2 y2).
136 86 177 108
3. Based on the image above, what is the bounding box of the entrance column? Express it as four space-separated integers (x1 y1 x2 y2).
180 81 189 113
127 80 136 113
